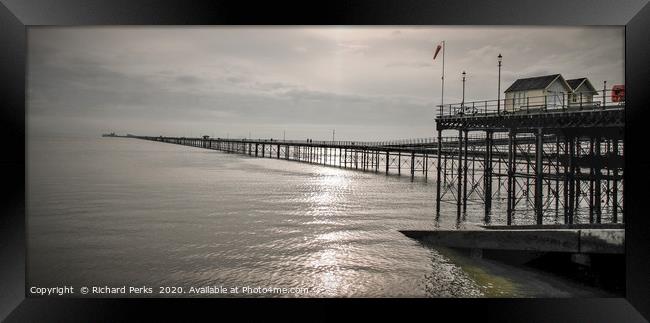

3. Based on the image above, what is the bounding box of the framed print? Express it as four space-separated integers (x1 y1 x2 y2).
1 0 649 321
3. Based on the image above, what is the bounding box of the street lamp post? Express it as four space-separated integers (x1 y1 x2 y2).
497 54 502 115
461 71 466 113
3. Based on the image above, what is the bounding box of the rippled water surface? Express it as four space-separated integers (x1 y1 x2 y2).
28 136 488 297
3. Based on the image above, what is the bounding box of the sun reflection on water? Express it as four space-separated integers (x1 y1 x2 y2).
306 167 350 210
310 248 346 295
304 167 356 295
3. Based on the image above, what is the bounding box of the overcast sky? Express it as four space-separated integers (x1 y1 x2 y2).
27 26 624 141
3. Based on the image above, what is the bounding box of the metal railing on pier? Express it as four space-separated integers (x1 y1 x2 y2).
208 137 439 148
436 88 625 118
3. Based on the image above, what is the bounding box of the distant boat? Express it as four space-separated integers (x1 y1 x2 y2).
102 132 117 137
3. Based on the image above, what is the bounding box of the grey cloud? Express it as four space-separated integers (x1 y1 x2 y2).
224 75 250 84
254 81 295 91
175 75 203 84
385 61 433 68
27 26 624 141
280 88 366 104
336 42 370 55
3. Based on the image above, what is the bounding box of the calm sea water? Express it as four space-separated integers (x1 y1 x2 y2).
28 135 490 297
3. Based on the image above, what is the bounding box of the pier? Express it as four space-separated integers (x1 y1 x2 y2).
118 88 623 229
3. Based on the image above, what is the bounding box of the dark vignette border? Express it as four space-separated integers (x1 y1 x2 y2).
0 0 648 321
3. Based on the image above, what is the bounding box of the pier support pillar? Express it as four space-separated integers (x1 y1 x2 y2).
555 136 560 219
563 137 569 224
355 150 358 169
575 140 582 214
386 151 390 174
568 136 576 224
375 151 379 173
594 136 602 223
484 131 493 219
424 154 428 181
410 152 415 181
398 152 401 175
463 130 469 214
589 138 594 223
612 139 619 223
436 129 442 217
457 129 463 222
507 130 515 225
535 128 544 225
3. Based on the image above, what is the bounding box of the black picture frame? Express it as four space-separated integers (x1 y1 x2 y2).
1 0 649 321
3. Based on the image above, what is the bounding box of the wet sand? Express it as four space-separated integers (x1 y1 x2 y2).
430 246 616 297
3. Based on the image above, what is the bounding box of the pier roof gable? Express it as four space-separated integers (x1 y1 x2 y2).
566 78 598 93
504 74 571 93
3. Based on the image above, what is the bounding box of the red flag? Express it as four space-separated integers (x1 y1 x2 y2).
433 42 443 60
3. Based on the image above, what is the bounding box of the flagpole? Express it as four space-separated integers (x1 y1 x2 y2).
441 40 445 109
